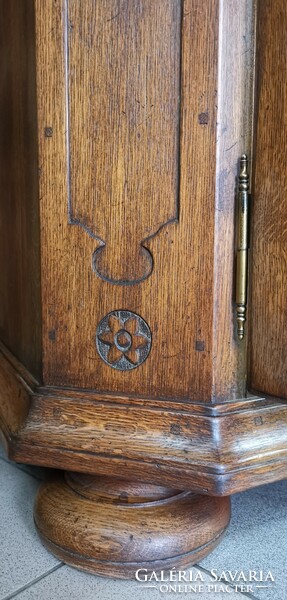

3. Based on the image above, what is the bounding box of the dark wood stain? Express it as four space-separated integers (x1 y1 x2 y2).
248 0 287 400
0 0 42 380
198 112 209 125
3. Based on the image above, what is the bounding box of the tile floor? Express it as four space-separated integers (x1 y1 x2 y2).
0 442 286 600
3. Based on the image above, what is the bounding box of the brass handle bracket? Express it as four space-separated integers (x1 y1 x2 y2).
235 154 250 341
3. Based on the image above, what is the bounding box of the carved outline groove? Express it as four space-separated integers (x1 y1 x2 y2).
96 309 152 370
64 0 182 285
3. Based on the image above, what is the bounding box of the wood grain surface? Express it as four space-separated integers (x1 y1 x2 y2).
1 0 286 575
212 0 256 398
0 0 42 379
34 472 230 577
33 0 255 403
1 345 287 496
2 1 285 500
248 0 287 400
67 0 180 285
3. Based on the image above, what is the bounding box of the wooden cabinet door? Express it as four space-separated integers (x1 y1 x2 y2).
34 0 255 403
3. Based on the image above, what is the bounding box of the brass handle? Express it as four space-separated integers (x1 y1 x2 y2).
235 154 250 340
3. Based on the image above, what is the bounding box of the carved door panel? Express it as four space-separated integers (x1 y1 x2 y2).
35 0 255 403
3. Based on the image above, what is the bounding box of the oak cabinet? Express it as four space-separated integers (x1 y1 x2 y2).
0 0 286 577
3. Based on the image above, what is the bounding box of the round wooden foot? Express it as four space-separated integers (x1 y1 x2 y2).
34 473 230 579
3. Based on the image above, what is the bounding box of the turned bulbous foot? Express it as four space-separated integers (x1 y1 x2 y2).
34 472 230 579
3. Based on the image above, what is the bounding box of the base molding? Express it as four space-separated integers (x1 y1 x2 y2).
34 473 230 579
1 343 287 495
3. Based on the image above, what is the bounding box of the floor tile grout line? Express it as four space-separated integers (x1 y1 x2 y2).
0 456 44 482
195 565 260 600
1 563 65 600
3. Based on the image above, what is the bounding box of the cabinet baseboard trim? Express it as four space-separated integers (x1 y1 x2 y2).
1 344 286 496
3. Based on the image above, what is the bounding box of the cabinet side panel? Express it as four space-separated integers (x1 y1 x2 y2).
0 1 42 380
249 0 287 399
